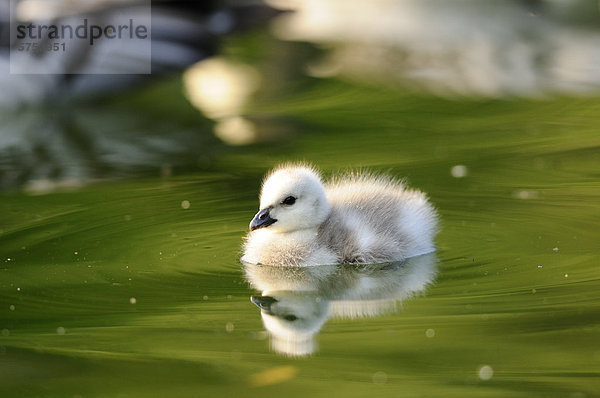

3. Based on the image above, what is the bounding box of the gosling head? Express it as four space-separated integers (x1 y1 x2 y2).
249 166 330 233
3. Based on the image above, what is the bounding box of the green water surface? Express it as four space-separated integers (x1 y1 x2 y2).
1 71 600 396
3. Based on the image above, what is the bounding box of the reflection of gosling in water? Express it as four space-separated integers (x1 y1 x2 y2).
246 253 438 356
242 164 438 266
251 291 329 357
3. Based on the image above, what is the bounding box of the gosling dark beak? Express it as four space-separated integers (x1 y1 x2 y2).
249 208 277 231
251 295 278 314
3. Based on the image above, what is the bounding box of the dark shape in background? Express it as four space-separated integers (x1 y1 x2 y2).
0 0 280 191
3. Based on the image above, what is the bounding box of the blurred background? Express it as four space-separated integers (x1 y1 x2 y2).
1 1 599 397
2 0 600 191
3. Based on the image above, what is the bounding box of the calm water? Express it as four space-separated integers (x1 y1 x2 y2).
2 47 600 398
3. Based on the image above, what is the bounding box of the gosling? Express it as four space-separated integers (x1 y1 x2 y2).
242 164 438 266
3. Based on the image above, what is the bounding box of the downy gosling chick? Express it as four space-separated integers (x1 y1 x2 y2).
242 164 438 266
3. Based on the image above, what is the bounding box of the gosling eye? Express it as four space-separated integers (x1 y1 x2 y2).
283 314 298 321
281 196 296 206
